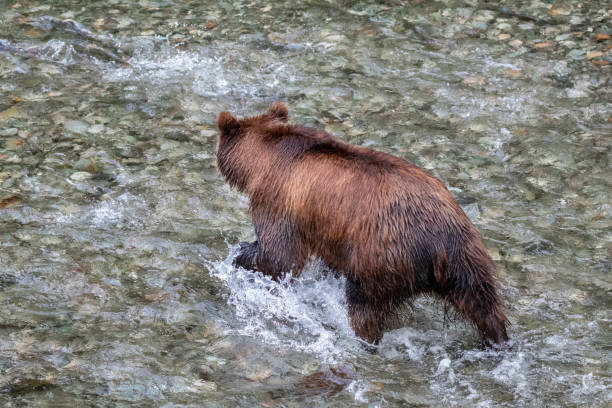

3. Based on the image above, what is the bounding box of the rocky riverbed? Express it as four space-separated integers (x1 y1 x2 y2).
1 1 610 407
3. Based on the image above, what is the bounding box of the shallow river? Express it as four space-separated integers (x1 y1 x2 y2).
0 0 610 407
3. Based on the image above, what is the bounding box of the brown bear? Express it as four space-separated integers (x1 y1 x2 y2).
216 102 509 349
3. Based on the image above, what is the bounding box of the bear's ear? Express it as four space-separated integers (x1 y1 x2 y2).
217 111 240 135
267 101 289 122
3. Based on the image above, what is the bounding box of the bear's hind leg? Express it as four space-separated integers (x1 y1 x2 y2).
345 278 392 347
439 251 509 348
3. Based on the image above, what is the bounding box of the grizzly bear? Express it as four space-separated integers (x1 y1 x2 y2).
216 102 509 348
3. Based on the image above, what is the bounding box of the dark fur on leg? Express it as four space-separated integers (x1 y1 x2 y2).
438 244 510 349
345 278 392 347
233 241 259 270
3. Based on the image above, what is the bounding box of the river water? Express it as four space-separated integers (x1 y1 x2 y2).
0 0 610 407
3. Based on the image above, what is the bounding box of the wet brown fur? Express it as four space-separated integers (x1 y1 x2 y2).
216 102 509 348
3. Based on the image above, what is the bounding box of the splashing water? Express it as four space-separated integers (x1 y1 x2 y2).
1 0 610 406
209 248 355 363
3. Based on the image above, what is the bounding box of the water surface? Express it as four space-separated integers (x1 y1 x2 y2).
0 0 610 406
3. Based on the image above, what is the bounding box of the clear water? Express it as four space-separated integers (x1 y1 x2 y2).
1 1 610 406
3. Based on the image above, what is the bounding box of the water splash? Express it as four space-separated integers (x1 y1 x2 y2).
208 247 354 362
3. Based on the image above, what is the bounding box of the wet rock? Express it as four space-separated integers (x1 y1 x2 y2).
0 127 18 136
196 364 214 380
586 51 605 59
88 124 104 134
123 158 144 166
64 120 89 134
144 290 168 302
0 105 25 121
0 195 21 209
246 368 272 382
297 367 350 398
534 42 554 50
205 356 227 367
498 33 511 41
497 23 512 32
555 34 572 41
70 171 93 181
504 69 523 79
73 157 100 173
462 76 486 86
41 236 62 245
549 7 569 17
595 33 610 42
5 155 22 164
469 123 487 133
13 231 32 242
559 40 577 48
1 373 54 394
569 16 584 25
462 202 480 220
509 39 523 48
3 137 23 150
568 49 586 60
192 379 217 392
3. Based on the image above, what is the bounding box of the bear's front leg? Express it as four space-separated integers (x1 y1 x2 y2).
249 217 308 280
233 241 259 270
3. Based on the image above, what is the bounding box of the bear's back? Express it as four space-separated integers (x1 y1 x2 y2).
274 131 474 268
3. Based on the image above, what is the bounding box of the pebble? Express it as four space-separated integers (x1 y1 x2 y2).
586 51 605 59
247 368 272 382
568 49 586 60
504 69 523 79
144 290 168 302
550 7 569 17
534 42 553 50
73 158 99 173
0 127 18 136
87 124 104 134
497 23 512 32
0 105 25 121
462 76 486 86
13 231 32 242
70 171 93 181
559 41 577 48
498 33 511 41
64 120 89 134
472 21 488 31
4 137 22 149
0 195 21 209
508 39 523 48
595 33 610 42
193 380 217 392
5 155 22 163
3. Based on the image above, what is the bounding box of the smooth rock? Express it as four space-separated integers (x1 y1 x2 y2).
64 120 89 134
0 127 18 136
568 49 586 60
70 171 93 181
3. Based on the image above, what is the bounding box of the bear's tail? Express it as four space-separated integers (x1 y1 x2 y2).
441 242 510 348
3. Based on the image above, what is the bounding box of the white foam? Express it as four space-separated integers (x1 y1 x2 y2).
208 248 353 363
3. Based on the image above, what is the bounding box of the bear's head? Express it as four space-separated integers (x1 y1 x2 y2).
216 102 289 191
